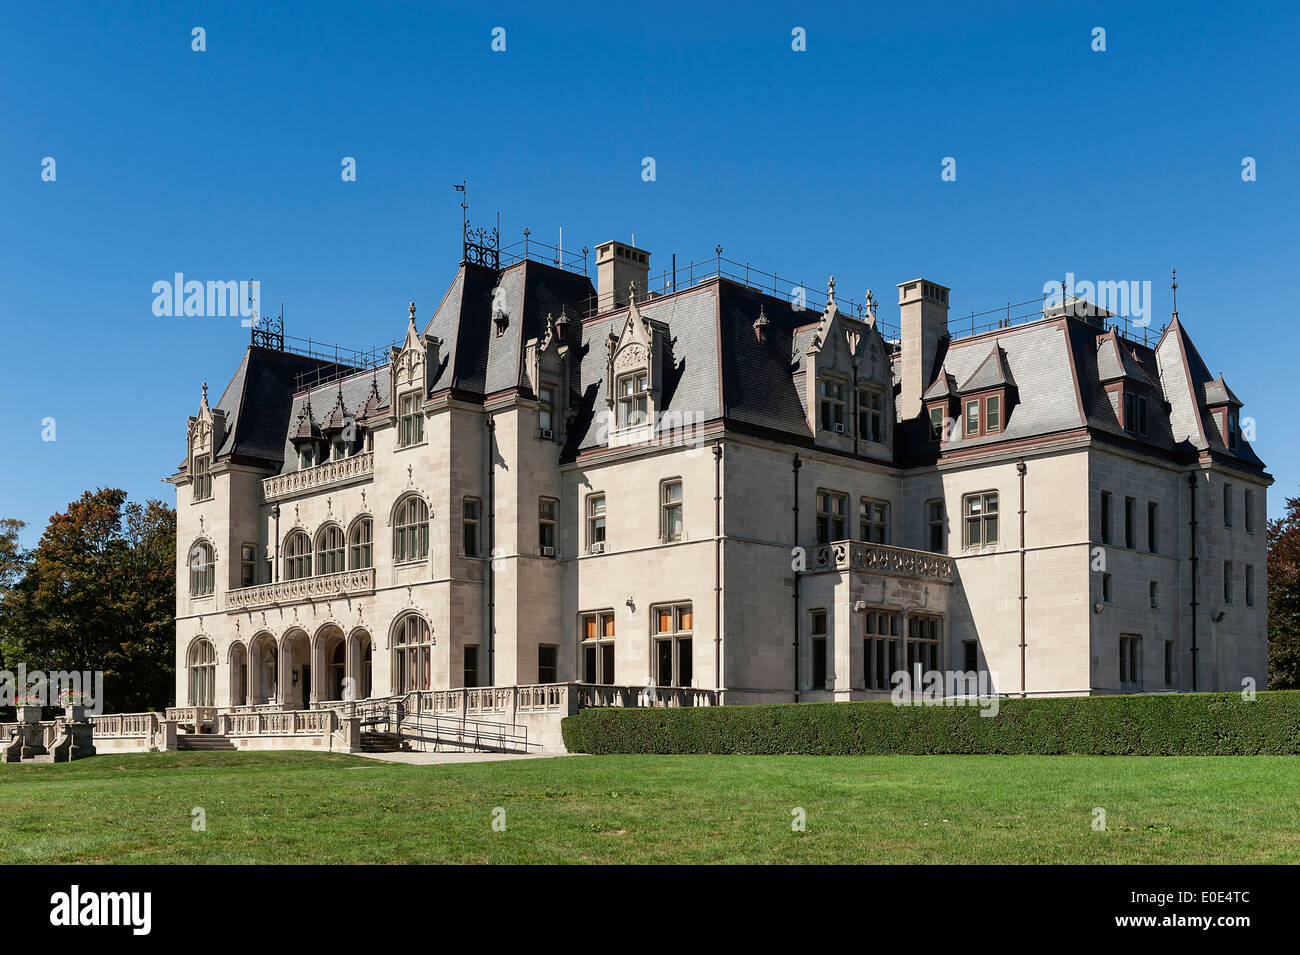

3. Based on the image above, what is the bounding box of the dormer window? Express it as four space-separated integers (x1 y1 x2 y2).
1123 392 1148 437
858 386 885 443
616 372 649 428
539 383 557 436
927 404 948 442
819 377 847 433
964 399 980 436
299 446 314 470
192 454 212 501
1227 409 1239 450
985 394 1001 432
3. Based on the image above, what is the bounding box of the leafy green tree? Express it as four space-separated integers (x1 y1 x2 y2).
1267 495 1300 689
0 490 175 711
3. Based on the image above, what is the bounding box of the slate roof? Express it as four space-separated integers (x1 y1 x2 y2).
278 367 391 474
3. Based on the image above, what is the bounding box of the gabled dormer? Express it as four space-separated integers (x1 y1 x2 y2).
1204 374 1244 452
604 289 663 445
185 383 226 502
524 308 572 443
954 341 1017 439
1096 328 1155 438
922 372 958 443
389 301 439 449
289 394 323 469
800 279 891 453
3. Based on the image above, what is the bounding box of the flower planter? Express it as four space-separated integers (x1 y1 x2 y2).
16 705 42 724
64 704 87 722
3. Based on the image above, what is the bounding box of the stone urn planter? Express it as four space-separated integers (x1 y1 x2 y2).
63 704 88 722
16 705 42 724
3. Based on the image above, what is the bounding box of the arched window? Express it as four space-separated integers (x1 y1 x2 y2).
349 518 373 569
393 496 429 563
188 638 217 706
392 614 433 692
316 524 345 575
189 541 215 596
284 530 312 580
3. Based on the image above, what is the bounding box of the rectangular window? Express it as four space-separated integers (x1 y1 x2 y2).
1124 497 1135 549
964 399 980 436
661 480 683 542
927 500 945 552
1224 560 1233 604
398 392 423 447
1223 483 1233 528
587 494 606 552
463 646 479 688
192 454 212 501
859 498 889 543
1120 635 1141 687
1228 410 1239 450
819 377 847 432
538 498 557 553
962 640 978 673
1245 489 1254 533
537 645 558 684
1123 392 1148 436
654 603 694 687
1246 564 1255 607
1147 502 1158 552
616 373 649 428
463 498 481 557
858 387 885 443
1100 491 1112 545
928 405 946 442
240 543 257 587
300 447 314 470
1102 573 1112 603
1164 640 1174 687
907 616 942 675
984 394 1001 432
1149 580 1158 610
580 611 616 684
539 384 556 435
810 611 828 690
816 490 848 544
864 611 900 691
963 491 998 547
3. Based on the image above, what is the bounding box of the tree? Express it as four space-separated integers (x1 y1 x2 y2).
1266 495 1300 689
0 490 176 711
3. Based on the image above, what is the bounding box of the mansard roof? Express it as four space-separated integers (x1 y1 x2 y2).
277 367 391 474
200 346 346 469
1095 328 1157 385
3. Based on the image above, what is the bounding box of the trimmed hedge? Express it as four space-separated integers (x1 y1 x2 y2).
560 691 1300 756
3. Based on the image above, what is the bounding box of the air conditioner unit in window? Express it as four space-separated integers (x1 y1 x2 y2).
590 542 605 554
834 423 845 434
539 428 554 441
541 545 555 557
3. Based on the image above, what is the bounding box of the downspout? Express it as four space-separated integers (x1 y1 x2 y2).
851 361 860 456
792 454 802 703
486 415 496 686
713 442 723 696
1188 472 1198 691
1017 459 1027 697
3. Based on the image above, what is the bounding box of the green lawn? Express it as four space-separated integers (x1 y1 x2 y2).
2 752 1297 864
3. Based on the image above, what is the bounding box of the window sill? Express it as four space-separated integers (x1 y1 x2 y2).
392 557 427 568
190 593 215 601
393 441 428 453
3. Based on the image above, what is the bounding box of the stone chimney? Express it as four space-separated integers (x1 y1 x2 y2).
595 240 651 312
897 278 950 420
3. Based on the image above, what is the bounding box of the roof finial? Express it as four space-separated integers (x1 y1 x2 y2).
409 301 417 324
201 381 208 404
1170 269 1179 320
827 275 836 306
865 289 878 320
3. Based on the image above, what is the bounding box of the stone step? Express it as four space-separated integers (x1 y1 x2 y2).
177 734 236 751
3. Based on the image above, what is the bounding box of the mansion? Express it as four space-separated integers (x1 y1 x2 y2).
170 230 1271 723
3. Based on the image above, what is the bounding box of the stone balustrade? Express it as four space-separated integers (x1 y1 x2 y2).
225 567 375 611
90 713 160 737
219 709 336 737
261 451 374 502
811 540 954 583
165 706 217 729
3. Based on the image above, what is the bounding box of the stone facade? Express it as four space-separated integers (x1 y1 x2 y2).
167 239 1271 721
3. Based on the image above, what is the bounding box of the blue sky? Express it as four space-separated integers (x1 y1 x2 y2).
2 0 1296 547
